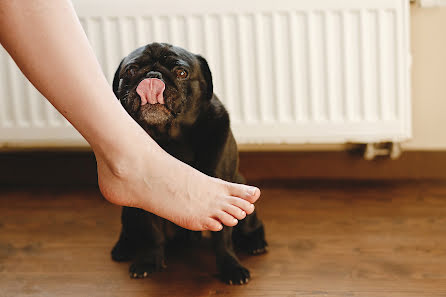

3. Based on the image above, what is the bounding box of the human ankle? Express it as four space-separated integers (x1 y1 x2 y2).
93 143 134 181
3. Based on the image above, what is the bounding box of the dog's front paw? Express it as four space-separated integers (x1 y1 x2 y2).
129 258 166 279
234 226 268 255
220 263 250 285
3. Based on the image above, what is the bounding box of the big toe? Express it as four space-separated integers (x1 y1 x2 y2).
226 182 261 204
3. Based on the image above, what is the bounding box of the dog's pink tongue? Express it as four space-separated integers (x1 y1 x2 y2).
136 78 165 105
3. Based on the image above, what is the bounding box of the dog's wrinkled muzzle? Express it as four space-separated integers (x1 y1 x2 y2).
136 78 165 106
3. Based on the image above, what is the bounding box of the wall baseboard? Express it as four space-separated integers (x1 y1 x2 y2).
239 151 446 181
0 151 445 187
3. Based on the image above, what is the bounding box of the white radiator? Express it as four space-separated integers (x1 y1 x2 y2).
0 0 411 147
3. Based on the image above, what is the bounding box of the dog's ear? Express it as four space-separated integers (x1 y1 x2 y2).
112 59 124 98
196 55 213 100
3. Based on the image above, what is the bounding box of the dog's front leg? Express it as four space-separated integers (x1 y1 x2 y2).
212 227 250 285
122 209 167 279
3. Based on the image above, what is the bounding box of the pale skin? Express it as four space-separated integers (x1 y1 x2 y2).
0 0 261 231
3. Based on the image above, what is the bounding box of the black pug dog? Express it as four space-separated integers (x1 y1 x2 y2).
110 42 267 285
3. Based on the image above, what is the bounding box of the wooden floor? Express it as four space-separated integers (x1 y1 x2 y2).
2 180 446 297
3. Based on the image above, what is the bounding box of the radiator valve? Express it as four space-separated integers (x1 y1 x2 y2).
364 142 402 160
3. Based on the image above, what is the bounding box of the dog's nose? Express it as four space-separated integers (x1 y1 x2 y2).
146 71 162 79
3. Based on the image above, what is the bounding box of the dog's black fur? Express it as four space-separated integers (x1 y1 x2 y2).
111 43 267 284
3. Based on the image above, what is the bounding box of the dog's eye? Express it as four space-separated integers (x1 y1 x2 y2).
125 65 138 77
175 68 188 79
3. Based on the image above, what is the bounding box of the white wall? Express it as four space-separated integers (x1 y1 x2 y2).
404 5 446 150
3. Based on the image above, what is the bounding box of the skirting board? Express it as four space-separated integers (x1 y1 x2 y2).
0 151 446 186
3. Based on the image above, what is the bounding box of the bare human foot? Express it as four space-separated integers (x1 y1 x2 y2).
96 139 261 231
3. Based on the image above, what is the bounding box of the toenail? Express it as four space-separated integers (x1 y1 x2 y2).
247 187 257 196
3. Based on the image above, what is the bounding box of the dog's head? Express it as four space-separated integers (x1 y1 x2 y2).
113 43 213 128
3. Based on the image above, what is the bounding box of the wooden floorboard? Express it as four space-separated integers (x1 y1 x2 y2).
2 181 446 296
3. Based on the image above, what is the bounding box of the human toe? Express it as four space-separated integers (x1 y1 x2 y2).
227 196 255 215
226 182 261 204
215 211 238 227
223 204 247 220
